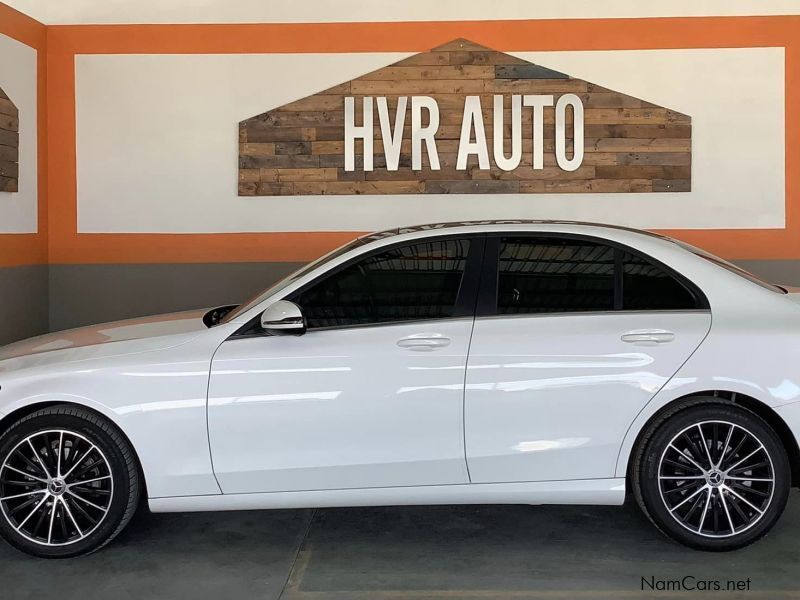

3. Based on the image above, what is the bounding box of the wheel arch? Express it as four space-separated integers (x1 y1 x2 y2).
623 390 800 488
0 400 149 497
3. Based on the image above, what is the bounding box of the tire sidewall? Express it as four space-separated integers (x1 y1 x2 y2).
639 404 791 551
0 413 133 558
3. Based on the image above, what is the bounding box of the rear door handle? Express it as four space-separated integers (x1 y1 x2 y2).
620 329 675 345
397 335 451 351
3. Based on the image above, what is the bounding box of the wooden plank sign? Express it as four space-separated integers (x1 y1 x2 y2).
0 85 19 193
238 39 691 196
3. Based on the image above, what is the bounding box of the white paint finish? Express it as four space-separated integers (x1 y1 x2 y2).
0 308 208 361
75 48 784 233
5 0 800 25
1 223 800 512
614 288 800 476
0 310 228 498
149 479 627 512
465 312 711 483
776 402 800 459
207 319 473 493
0 33 37 234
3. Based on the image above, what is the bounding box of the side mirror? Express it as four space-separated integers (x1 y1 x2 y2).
260 300 306 335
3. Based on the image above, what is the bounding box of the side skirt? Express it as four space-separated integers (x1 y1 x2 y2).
149 478 626 513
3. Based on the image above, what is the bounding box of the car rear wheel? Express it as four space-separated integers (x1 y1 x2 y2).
633 401 791 551
0 405 140 558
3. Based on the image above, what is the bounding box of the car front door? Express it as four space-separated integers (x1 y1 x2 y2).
464 234 712 483
207 236 482 494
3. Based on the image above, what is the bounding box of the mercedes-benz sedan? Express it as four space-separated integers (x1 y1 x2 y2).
0 221 798 557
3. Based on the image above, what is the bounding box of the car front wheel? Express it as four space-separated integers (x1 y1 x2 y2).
0 405 140 558
633 400 791 551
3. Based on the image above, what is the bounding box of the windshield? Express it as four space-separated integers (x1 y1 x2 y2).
674 240 786 294
219 237 366 324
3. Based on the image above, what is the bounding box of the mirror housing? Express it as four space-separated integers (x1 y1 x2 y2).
260 300 306 335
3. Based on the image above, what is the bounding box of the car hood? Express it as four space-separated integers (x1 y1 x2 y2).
0 309 209 364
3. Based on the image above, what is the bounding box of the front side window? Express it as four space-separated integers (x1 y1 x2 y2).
291 239 471 329
220 237 368 324
495 236 701 315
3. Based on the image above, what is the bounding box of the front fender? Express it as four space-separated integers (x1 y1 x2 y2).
0 339 225 498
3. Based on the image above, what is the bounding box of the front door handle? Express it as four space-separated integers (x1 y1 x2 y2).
397 335 451 351
621 329 675 345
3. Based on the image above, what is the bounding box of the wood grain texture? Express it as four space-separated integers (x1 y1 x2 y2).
0 86 18 193
239 38 691 196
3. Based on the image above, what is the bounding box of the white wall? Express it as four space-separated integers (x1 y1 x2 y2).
0 33 37 234
75 47 784 233
7 0 800 25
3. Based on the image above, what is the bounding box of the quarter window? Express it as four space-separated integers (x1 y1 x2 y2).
291 239 471 329
622 252 697 310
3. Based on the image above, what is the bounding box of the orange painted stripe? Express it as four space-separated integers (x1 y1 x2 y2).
47 16 800 54
0 2 46 268
37 16 800 264
0 235 47 267
655 229 797 261
45 45 73 266
0 2 45 49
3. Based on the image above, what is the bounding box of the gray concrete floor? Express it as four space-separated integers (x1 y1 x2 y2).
2 492 799 600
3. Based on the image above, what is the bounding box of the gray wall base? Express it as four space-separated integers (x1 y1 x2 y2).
0 265 49 346
48 262 303 332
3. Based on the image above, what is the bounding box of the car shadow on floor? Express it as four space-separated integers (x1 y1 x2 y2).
1 492 798 600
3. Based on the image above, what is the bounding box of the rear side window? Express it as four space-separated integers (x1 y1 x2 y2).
498 238 614 314
622 252 698 310
291 239 471 329
494 236 701 315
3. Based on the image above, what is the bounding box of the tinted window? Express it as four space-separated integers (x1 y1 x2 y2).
622 252 697 310
291 239 471 329
495 236 701 315
221 238 368 324
498 237 615 314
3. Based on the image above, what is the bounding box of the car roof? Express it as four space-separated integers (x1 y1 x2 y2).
356 220 675 246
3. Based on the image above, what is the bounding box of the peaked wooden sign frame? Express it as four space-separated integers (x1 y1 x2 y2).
239 39 691 196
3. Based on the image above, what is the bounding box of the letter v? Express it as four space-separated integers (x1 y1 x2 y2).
377 97 408 171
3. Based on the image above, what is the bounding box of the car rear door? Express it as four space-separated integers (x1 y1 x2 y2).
207 235 483 494
464 234 712 483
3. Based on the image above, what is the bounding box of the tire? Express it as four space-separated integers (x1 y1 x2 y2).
0 405 140 558
633 399 790 551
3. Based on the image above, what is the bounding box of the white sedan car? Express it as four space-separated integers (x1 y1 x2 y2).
0 221 798 557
